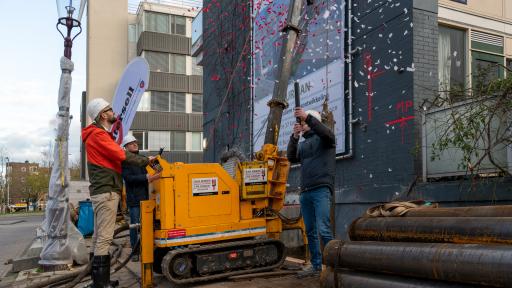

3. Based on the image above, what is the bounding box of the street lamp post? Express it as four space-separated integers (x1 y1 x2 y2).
5 157 9 208
0 157 4 211
39 0 86 271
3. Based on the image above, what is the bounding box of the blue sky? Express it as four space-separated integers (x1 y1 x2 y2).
0 0 87 164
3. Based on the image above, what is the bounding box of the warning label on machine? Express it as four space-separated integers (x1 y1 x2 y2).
244 168 267 185
192 177 219 196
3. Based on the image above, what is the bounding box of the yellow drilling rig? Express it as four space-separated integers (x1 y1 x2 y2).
139 0 313 287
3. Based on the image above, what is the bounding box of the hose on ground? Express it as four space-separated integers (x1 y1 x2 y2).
113 238 140 273
15 223 130 288
60 223 130 288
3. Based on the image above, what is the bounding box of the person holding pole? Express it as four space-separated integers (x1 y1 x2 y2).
287 107 335 278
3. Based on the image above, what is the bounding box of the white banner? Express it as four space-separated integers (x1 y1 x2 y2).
252 0 345 154
112 57 150 140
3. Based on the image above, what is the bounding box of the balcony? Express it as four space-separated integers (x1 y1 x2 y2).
148 72 203 94
137 31 191 56
131 112 203 131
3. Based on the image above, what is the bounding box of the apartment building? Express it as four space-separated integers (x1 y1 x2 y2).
86 0 203 163
438 0 512 93
4 161 40 205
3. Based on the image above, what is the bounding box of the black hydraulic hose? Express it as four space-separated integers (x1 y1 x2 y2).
60 223 130 288
18 223 131 288
113 238 140 273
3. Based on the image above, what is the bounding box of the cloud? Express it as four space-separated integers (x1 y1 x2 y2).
0 77 83 164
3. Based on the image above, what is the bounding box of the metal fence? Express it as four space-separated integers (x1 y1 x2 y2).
422 99 511 179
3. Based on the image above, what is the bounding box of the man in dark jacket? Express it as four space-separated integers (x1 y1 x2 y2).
83 98 153 288
121 135 160 262
287 107 335 278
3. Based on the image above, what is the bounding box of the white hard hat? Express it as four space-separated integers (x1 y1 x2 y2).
306 110 321 122
122 134 137 147
86 98 110 121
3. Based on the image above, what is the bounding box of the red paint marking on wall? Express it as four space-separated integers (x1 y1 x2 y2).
363 52 385 122
385 115 415 144
385 115 415 126
395 100 413 115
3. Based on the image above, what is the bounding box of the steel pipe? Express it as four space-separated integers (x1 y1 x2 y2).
349 217 512 244
404 205 512 217
321 269 484 288
324 240 512 287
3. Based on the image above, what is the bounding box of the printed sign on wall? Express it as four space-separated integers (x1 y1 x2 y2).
251 0 346 154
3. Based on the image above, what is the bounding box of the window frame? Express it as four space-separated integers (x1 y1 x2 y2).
192 94 203 113
131 131 148 151
144 11 170 34
190 132 202 151
170 131 186 151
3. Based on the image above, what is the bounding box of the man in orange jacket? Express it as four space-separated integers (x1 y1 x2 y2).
82 98 152 288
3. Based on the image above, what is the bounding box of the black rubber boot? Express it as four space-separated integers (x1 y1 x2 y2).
91 255 118 288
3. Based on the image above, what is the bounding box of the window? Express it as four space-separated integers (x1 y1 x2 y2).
146 52 185 74
191 132 202 151
21 177 25 183
146 51 170 73
21 167 26 172
171 54 186 74
450 0 467 4
192 57 203 75
143 92 185 112
171 93 186 112
128 24 137 42
29 166 37 173
170 131 186 151
192 94 203 113
438 26 466 101
472 52 503 87
173 15 186 35
138 92 151 111
471 31 504 88
151 91 170 112
131 131 148 151
145 11 169 34
148 131 170 151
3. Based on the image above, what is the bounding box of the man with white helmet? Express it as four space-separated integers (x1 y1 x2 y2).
121 134 160 262
82 98 153 287
287 107 335 278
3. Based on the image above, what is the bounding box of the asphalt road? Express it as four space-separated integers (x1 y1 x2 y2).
0 213 44 277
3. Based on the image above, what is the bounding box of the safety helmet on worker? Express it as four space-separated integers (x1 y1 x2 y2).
306 110 321 122
86 98 111 122
122 134 138 147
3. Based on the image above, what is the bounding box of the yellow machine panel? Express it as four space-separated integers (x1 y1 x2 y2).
148 161 269 248
238 161 269 199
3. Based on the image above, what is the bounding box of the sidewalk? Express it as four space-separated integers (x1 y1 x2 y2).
2 234 320 288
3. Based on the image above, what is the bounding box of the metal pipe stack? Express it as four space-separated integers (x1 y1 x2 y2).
322 205 512 288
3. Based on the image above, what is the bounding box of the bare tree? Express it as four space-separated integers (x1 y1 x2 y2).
40 141 54 168
26 171 50 209
69 158 81 181
423 65 512 177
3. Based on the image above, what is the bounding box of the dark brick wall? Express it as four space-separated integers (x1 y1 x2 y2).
202 0 252 162
202 0 511 241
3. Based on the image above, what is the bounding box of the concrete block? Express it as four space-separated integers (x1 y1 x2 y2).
10 257 40 273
